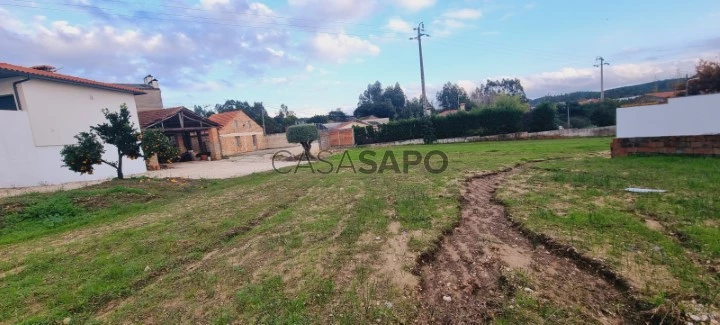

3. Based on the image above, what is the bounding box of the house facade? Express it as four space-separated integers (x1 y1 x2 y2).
0 63 147 188
208 111 267 157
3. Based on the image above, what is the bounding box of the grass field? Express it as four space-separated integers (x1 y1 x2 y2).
1 138 717 324
498 155 720 320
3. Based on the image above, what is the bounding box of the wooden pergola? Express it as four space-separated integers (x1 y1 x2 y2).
139 107 221 158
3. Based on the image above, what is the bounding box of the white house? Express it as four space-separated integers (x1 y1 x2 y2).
0 63 148 188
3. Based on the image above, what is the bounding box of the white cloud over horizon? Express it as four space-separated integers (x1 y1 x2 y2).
310 33 381 63
392 0 436 11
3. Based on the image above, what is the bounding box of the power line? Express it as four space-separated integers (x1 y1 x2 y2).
0 1 396 39
90 0 387 30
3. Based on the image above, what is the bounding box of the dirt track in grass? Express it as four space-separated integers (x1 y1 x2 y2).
415 170 641 324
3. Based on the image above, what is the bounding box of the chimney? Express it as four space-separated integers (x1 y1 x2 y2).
143 74 154 86
150 78 159 89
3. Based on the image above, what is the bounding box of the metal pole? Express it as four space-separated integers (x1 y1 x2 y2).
567 103 570 128
600 62 604 100
595 56 610 100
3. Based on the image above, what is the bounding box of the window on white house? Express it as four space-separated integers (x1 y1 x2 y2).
235 136 241 147
0 95 18 111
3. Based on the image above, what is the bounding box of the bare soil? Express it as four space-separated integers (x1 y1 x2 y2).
415 171 641 324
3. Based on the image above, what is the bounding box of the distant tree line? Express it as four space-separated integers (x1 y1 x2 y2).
529 78 685 106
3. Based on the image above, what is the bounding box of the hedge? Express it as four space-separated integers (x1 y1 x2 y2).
354 107 527 144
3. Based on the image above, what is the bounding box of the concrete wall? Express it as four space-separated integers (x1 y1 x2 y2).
265 133 293 149
367 126 616 148
0 78 146 188
134 89 164 111
20 79 143 147
617 93 720 138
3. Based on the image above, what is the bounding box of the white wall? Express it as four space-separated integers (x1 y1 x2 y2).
617 93 720 138
0 78 146 188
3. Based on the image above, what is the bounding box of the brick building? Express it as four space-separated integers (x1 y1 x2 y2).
208 110 267 157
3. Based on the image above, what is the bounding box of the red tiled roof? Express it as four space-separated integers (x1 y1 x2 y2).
208 110 259 128
138 107 184 128
438 109 458 117
208 111 241 127
0 62 145 95
645 91 678 99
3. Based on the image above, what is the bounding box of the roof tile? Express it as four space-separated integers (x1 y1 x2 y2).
0 62 145 94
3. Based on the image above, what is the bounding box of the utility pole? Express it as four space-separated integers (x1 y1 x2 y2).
410 22 430 116
594 56 610 100
261 107 266 135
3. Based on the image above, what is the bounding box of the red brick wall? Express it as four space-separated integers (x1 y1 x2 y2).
611 135 720 158
329 128 354 147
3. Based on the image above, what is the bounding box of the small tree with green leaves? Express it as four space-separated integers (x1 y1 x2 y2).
286 124 318 159
61 104 142 179
141 129 179 163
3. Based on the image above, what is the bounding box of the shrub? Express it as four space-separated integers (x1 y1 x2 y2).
287 124 318 158
420 116 436 144
590 105 617 127
524 103 558 132
570 117 593 129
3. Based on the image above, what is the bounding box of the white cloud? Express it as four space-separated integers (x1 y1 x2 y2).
392 0 436 11
609 63 663 80
443 8 483 20
200 0 230 9
512 58 703 98
432 8 484 36
288 0 376 21
310 33 380 63
524 3 536 10
305 64 315 72
387 18 413 33
266 47 285 57
0 2 299 89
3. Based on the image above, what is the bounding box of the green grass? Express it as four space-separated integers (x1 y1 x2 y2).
0 137 659 324
498 155 720 312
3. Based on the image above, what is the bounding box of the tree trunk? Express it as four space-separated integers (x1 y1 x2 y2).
117 151 124 179
301 141 314 159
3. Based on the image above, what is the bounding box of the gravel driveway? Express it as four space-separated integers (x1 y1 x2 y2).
143 144 316 179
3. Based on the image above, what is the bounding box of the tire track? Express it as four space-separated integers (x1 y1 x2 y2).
415 170 642 324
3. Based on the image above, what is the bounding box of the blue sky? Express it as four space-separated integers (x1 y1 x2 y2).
1 0 719 117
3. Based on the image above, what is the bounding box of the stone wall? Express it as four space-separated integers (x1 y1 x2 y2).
611 135 720 158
